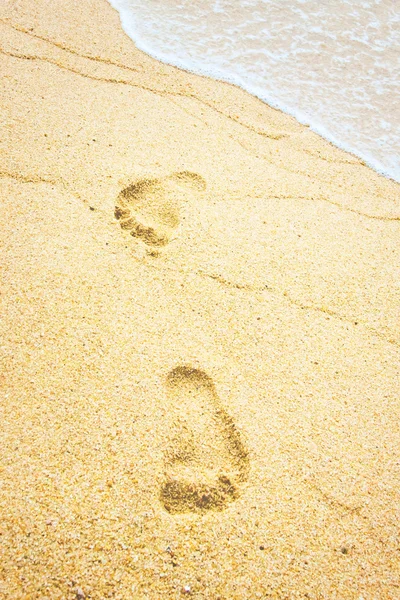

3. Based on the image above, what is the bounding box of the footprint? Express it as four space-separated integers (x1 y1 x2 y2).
160 366 249 514
114 171 206 247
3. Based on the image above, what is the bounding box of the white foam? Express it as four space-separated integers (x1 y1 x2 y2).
108 0 400 183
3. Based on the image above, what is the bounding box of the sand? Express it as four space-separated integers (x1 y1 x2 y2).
0 0 399 598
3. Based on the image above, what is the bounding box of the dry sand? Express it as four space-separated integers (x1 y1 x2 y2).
1 0 400 598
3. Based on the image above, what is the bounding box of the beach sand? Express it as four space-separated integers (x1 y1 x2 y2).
1 0 399 598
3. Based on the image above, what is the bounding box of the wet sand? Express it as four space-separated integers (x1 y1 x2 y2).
0 0 399 598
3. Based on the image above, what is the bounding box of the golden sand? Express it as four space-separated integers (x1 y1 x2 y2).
0 0 399 597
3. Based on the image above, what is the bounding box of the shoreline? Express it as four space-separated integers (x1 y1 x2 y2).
1 0 399 598
108 0 400 185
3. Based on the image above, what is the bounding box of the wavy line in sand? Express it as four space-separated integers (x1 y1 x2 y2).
1 171 398 350
0 19 291 139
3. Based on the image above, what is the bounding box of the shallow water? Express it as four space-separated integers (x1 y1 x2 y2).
108 0 400 182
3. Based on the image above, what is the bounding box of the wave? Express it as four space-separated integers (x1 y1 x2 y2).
108 0 400 183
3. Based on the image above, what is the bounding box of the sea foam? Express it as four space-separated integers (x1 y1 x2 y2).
108 0 400 183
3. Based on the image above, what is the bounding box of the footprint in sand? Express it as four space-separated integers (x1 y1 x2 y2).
114 171 206 247
161 366 249 514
